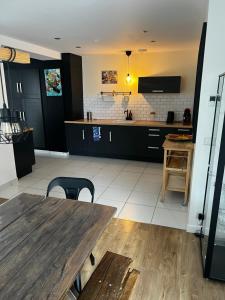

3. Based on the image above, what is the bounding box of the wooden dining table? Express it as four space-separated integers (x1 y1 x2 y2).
0 193 116 300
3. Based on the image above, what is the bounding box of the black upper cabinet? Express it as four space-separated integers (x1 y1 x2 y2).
61 53 84 120
138 76 181 93
4 63 23 110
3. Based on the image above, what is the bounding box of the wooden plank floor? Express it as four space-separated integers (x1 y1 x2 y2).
81 219 225 300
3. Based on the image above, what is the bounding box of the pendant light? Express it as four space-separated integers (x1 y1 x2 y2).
0 47 30 64
125 50 132 84
0 47 30 144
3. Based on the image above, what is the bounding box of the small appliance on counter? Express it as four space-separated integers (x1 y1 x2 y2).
166 111 175 124
183 108 191 125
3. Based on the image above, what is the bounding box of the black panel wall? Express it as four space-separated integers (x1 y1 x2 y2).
61 53 84 120
192 22 207 143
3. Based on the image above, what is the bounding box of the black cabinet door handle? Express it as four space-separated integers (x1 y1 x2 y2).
16 82 19 93
178 128 190 132
19 82 23 93
148 134 160 137
82 129 85 140
147 146 159 150
148 128 160 132
109 131 112 142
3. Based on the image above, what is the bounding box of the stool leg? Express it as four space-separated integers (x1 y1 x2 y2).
161 149 168 202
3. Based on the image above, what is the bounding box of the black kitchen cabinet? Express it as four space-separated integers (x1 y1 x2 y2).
106 126 136 157
13 131 35 178
66 124 89 155
66 124 192 162
4 62 46 149
61 53 84 120
66 124 138 158
4 53 84 153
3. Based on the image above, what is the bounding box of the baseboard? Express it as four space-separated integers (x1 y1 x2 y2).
0 178 18 190
35 149 69 158
186 223 201 233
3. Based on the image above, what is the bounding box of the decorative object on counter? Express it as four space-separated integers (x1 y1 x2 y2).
166 133 192 142
87 111 93 121
183 108 192 125
124 109 133 120
166 111 175 124
101 70 117 84
0 47 30 64
125 50 132 84
44 68 62 96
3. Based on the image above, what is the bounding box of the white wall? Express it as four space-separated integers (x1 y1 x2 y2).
0 64 17 186
83 50 197 121
0 35 61 186
187 0 225 232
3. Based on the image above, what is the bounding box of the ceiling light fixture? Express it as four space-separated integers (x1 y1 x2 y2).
125 50 132 84
143 30 148 33
150 40 157 43
54 37 61 40
75 46 81 49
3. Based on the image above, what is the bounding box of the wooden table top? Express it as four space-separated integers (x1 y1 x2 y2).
0 193 116 300
163 139 194 151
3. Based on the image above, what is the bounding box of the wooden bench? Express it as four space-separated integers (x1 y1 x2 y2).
64 251 140 300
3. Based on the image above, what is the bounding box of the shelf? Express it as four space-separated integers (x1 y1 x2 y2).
166 174 186 192
100 91 132 96
166 156 187 172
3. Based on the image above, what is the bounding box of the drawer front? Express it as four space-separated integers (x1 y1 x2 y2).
176 128 192 134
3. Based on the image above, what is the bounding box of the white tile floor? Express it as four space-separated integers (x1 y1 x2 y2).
0 154 188 230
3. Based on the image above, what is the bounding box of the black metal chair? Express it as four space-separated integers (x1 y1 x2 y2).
46 176 95 294
46 176 95 203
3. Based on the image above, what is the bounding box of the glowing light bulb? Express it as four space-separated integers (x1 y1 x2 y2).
126 73 132 83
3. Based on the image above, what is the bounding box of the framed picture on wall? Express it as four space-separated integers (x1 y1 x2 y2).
101 70 118 84
44 68 62 96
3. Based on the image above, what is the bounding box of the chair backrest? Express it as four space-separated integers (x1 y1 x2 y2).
46 177 95 203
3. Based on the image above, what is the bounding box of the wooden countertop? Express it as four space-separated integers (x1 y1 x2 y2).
65 119 192 128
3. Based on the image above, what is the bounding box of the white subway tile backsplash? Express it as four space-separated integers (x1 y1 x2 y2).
84 94 194 122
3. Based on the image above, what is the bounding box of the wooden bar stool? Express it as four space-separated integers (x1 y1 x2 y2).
161 140 194 205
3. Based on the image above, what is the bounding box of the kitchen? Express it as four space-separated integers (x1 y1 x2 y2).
2 47 196 228
2 0 225 298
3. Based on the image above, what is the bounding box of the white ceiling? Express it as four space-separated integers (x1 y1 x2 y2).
0 0 209 55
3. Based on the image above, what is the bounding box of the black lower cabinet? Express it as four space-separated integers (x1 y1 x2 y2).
13 131 35 178
66 124 192 162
